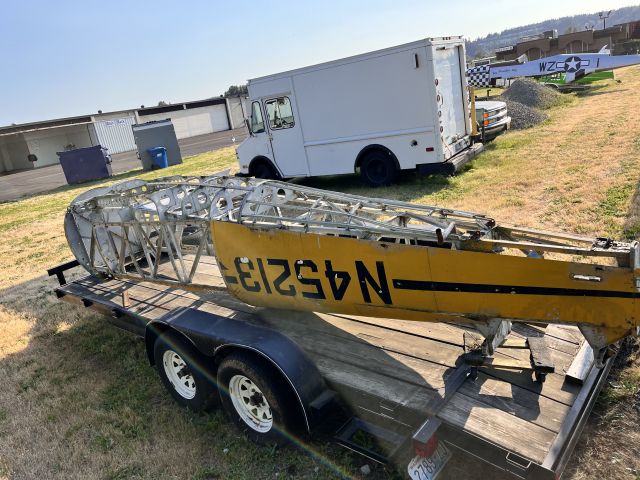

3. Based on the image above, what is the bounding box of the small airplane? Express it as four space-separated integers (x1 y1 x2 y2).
467 46 640 88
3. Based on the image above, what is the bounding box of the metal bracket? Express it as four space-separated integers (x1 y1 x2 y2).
475 318 512 356
463 331 555 382
578 324 613 368
46 259 80 286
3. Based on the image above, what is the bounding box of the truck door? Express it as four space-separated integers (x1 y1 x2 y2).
263 96 308 176
433 45 469 158
247 100 274 160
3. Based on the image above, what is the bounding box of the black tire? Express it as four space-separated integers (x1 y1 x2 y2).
359 150 398 187
217 352 300 445
251 160 279 180
154 332 218 411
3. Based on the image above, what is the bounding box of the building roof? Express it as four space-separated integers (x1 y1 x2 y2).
0 95 243 136
0 114 94 137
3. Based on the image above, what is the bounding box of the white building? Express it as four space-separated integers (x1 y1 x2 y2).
0 96 248 173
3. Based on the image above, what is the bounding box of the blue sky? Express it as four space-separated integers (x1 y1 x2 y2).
0 0 636 125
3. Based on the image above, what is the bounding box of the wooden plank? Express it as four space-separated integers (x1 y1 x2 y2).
495 338 575 374
311 355 437 411
260 312 570 437
304 335 569 434
439 392 556 463
333 314 467 347
282 327 451 391
511 323 581 356
311 353 556 463
527 337 555 373
480 368 579 406
565 342 594 385
459 372 570 433
260 309 466 368
543 325 583 345
65 278 581 405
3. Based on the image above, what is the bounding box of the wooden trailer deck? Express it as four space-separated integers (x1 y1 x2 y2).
51 256 613 478
52 268 606 478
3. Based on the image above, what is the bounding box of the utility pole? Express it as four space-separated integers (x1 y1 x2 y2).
599 10 612 30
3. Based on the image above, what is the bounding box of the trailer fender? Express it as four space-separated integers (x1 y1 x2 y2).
144 307 329 431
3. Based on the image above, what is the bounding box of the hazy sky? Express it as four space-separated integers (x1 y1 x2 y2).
0 0 636 125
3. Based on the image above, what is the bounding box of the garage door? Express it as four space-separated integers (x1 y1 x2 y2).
170 105 229 139
171 113 213 139
94 117 136 154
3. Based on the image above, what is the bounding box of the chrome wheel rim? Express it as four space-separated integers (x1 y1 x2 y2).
229 374 273 433
163 350 196 399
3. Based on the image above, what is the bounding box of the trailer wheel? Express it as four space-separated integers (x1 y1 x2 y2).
218 352 298 445
360 150 398 187
154 332 218 411
250 160 279 180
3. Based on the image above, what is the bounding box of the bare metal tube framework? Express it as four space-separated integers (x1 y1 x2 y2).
64 174 640 368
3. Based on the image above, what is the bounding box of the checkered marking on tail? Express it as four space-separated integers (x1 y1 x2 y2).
466 65 491 88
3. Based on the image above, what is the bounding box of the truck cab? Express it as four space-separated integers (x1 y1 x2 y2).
236 95 299 180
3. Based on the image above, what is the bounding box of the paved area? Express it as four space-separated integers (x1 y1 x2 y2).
0 128 247 203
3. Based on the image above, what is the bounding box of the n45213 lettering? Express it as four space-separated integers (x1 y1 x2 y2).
220 257 393 305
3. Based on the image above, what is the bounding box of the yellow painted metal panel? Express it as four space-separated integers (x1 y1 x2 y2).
211 222 638 344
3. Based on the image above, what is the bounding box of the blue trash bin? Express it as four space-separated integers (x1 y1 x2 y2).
56 145 112 185
147 146 168 169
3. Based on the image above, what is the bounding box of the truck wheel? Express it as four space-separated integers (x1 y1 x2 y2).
218 352 298 445
251 161 279 180
360 150 398 187
154 332 218 411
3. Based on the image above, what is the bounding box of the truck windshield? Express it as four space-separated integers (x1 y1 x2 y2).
250 101 265 134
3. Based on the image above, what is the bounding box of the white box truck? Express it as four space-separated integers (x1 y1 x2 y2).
236 37 482 186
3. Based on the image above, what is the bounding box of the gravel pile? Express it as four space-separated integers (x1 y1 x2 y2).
502 78 561 109
501 99 548 130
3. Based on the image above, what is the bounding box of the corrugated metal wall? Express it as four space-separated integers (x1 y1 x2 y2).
94 116 136 154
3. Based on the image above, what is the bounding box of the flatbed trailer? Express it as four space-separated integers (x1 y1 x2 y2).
49 259 613 480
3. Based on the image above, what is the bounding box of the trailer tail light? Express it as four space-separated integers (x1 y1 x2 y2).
483 120 489 126
414 432 439 458
425 147 434 152
483 112 489 118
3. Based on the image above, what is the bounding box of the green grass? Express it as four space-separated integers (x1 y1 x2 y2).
599 367 640 406
599 184 635 218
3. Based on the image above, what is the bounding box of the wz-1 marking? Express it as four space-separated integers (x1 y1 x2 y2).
466 49 640 87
